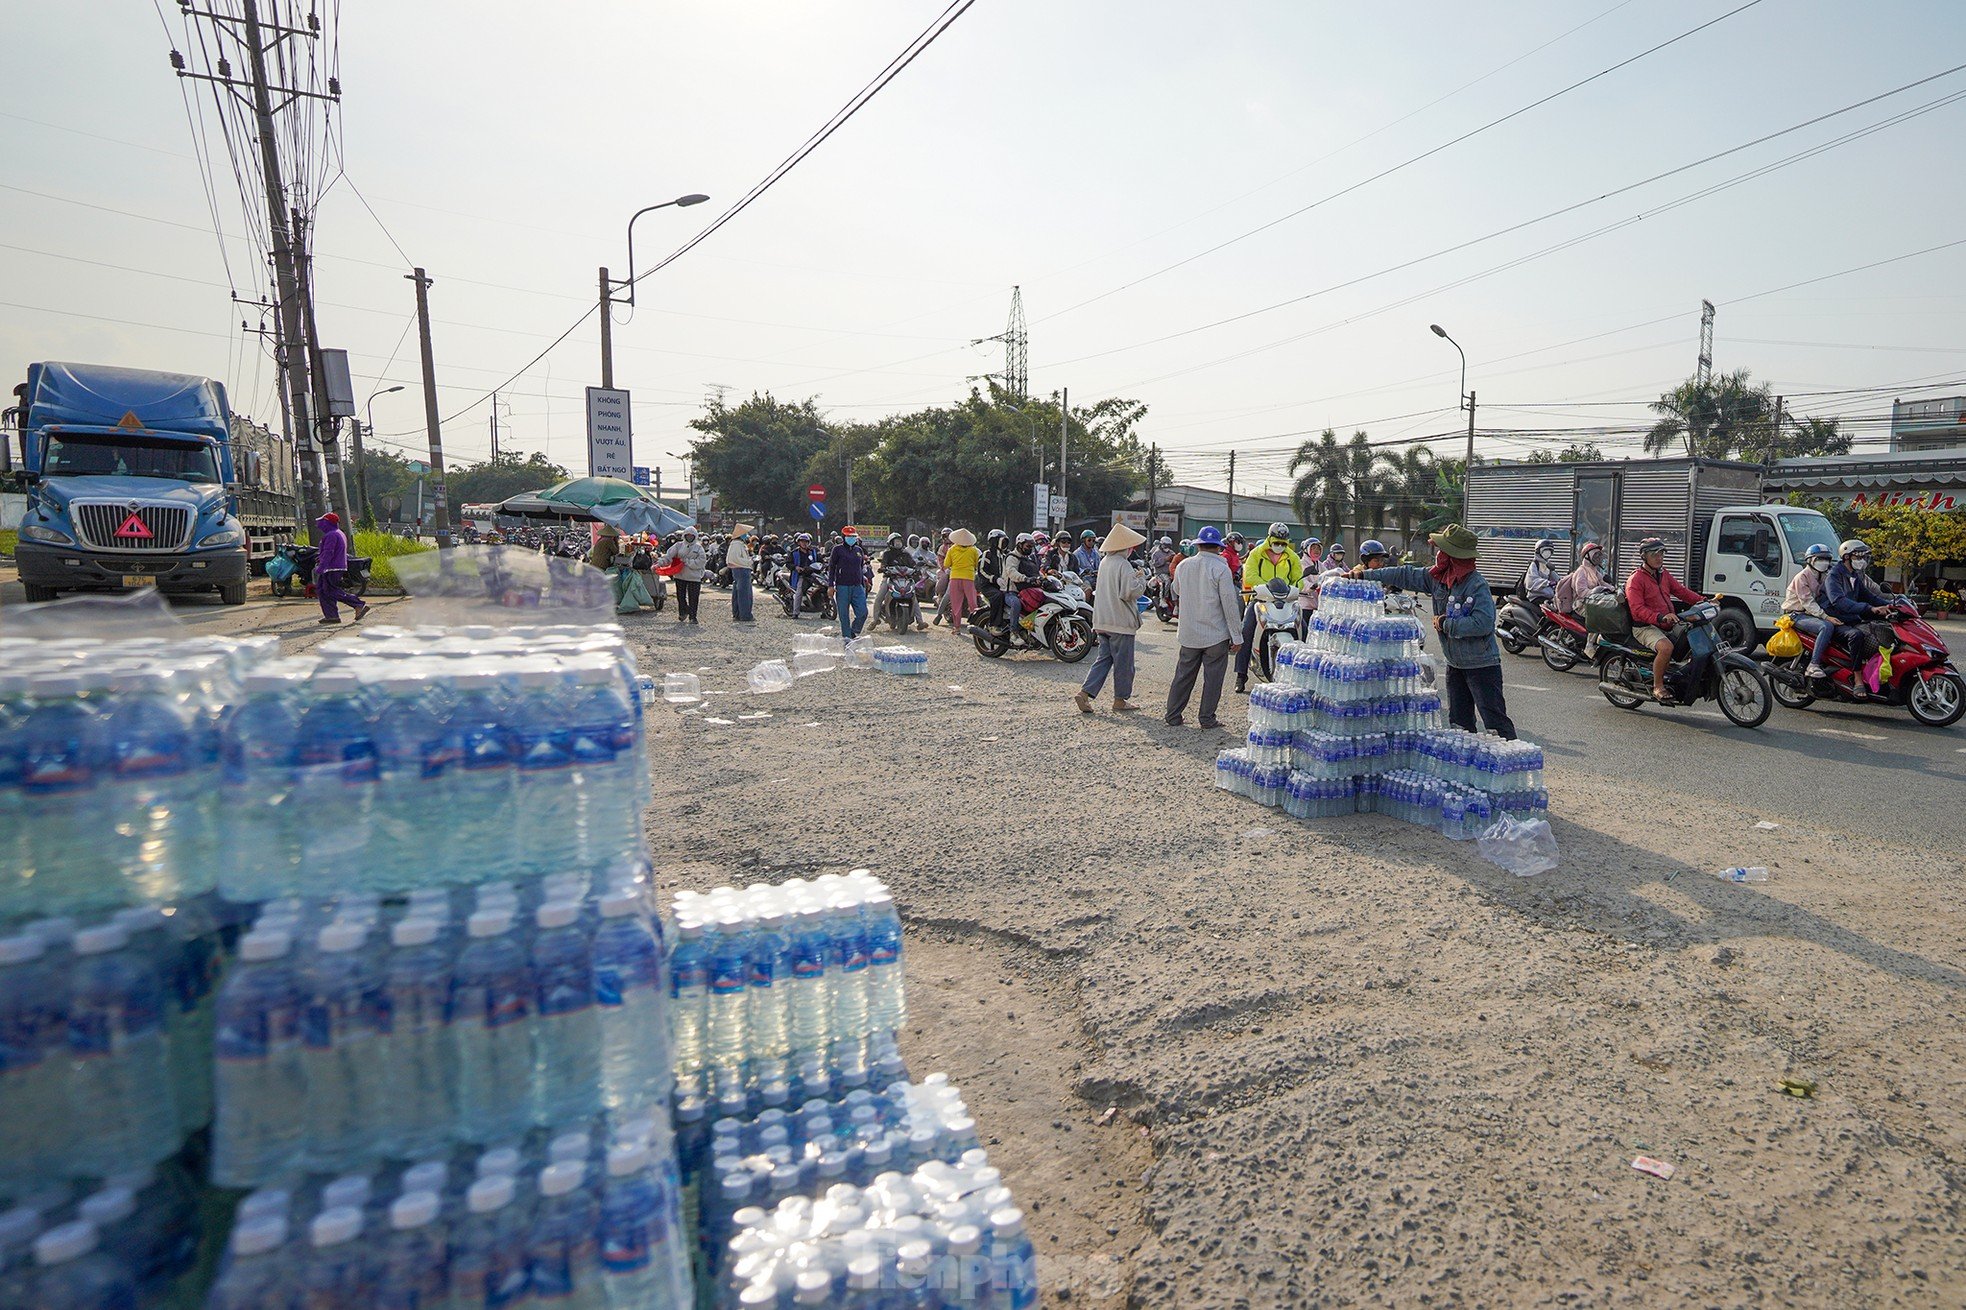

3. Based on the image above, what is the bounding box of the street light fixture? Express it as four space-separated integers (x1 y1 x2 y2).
668 450 695 522
598 192 709 390
353 384 406 525
1430 324 1475 495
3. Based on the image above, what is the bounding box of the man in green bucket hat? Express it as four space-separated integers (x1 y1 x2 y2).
1353 523 1516 739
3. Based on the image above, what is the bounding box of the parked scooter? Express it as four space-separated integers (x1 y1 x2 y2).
1535 603 1590 673
972 575 1094 663
266 542 372 600
1762 603 1965 728
1498 589 1543 656
1595 597 1773 727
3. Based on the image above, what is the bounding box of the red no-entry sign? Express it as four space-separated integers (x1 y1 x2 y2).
808 484 826 501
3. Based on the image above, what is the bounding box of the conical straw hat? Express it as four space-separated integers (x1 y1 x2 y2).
1100 522 1146 553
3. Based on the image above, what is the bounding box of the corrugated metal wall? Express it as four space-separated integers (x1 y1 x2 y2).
1467 464 1577 591
1688 463 1764 580
1614 464 1695 577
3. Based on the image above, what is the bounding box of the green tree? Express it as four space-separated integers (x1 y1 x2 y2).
1374 445 1440 549
1524 442 1604 464
688 393 832 523
445 450 569 507
1340 430 1387 537
1645 370 1772 458
1763 414 1853 461
1288 429 1346 542
1861 505 1966 587
352 446 420 523
1432 456 1471 529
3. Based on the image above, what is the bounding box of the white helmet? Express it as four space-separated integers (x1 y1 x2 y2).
1839 538 1870 560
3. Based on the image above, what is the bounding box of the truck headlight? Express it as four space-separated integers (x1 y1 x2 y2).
200 529 244 547
20 524 75 545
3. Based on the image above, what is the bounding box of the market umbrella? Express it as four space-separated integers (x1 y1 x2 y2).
591 498 693 538
495 490 583 520
534 476 657 512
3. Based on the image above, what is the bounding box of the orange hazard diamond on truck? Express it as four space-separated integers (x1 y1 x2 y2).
114 510 155 540
117 410 145 430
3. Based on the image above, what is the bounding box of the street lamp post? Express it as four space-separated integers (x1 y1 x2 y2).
598 192 710 388
1430 324 1475 511
355 383 405 525
668 451 695 523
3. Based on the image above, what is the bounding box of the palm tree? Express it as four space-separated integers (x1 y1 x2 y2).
1340 431 1387 542
1646 369 1772 457
1374 445 1438 552
1288 429 1346 542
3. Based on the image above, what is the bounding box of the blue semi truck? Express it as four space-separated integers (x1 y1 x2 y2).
6 361 299 604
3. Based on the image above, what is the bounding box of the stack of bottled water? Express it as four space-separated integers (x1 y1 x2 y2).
208 1117 690 1310
211 868 670 1188
217 625 650 902
667 871 907 1107
869 647 929 677
1314 576 1390 618
721 1154 1036 1308
0 1159 202 1307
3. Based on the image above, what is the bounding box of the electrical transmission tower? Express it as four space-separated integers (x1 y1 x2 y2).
971 286 1029 399
1697 299 1715 389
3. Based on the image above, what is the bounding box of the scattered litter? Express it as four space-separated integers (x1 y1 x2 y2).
792 651 839 677
1711 866 1770 884
792 633 844 656
947 684 965 692
801 722 819 728
767 778 789 785
695 666 712 672
1753 820 1781 831
1476 816 1559 877
704 717 734 726
1630 1156 1676 1180
737 711 772 721
678 706 703 718
746 660 795 694
979 735 999 743
702 690 729 696
842 637 877 670
1778 1078 1818 1099
661 672 701 704
1096 1107 1118 1126
1243 827 1276 841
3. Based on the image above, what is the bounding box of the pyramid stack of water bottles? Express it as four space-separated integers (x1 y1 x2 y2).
0 551 1036 1308
1217 578 1551 841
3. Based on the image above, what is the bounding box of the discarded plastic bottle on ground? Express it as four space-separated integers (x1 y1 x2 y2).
1713 866 1769 883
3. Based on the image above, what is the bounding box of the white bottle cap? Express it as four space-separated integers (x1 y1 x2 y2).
389 1191 440 1230
0 934 44 966
538 1161 583 1199
947 1223 982 1255
317 922 365 954
237 1189 290 1222
598 890 640 919
77 1187 133 1229
547 1131 590 1163
400 1162 448 1195
475 1147 521 1178
466 1175 516 1214
229 1216 287 1257
71 924 128 956
238 930 292 963
309 1206 362 1248
33 1220 97 1266
466 908 514 938
794 1268 832 1304
535 901 578 931
391 918 440 949
321 1176 371 1211
606 1143 650 1178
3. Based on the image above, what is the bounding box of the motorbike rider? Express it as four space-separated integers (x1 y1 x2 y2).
1554 540 1606 655
1295 535 1324 638
1233 523 1304 693
874 532 923 631
788 531 824 618
1008 531 1043 628
1523 539 1560 605
1072 530 1102 583
1782 543 1842 679
1222 532 1245 582
977 528 1012 627
1824 538 1897 674
1150 536 1176 579
1625 536 1705 703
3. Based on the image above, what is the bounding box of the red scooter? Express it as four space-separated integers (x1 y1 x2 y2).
1533 603 1591 672
1763 601 1965 728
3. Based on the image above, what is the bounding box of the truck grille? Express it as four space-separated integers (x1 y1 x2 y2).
71 502 195 552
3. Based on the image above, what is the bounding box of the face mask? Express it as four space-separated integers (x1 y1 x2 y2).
1809 558 1830 573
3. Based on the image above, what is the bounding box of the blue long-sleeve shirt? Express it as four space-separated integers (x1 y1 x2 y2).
1360 564 1502 670
1823 561 1889 624
827 542 869 587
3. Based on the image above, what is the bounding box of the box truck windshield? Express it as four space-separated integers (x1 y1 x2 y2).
1775 510 1837 562
44 433 222 482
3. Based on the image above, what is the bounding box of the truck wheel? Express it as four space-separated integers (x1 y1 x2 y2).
220 580 248 606
1713 607 1756 653
22 583 59 603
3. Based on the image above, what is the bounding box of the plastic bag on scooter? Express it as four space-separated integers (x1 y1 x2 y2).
265 553 297 584
1581 586 1632 638
1766 614 1803 659
1477 815 1559 877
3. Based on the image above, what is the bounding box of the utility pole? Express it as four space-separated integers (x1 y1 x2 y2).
1464 390 1477 499
489 392 500 463
1058 386 1068 531
407 268 452 538
291 208 341 516
1146 443 1160 536
1225 450 1237 534
599 268 614 390
238 0 328 537
1768 395 1784 464
1697 299 1716 390
348 419 371 524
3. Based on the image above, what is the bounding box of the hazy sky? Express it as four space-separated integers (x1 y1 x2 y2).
7 0 1966 498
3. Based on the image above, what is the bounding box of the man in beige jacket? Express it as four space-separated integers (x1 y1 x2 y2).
1075 523 1148 713
1164 526 1243 729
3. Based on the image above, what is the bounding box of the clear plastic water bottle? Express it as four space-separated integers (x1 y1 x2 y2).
67 921 179 1173
30 1220 134 1310
594 889 671 1119
18 672 109 915
452 1173 531 1310
368 671 450 892
706 915 752 1090
598 1142 665 1310
451 908 535 1145
299 921 380 1172
102 668 199 904
827 901 871 1071
864 892 906 1036
0 932 64 1183
205 1215 289 1310
531 901 600 1128
375 1190 449 1310
299 1206 371 1307
380 917 454 1161
219 677 301 903
292 671 377 898
529 1161 604 1310
513 667 576 877
449 671 518 884
745 908 792 1085
211 928 304 1187
668 920 709 1096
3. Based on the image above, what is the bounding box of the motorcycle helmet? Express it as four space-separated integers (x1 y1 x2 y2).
1327 543 1347 560
1535 538 1556 557
1839 538 1870 561
1226 531 1244 543
887 532 903 546
1359 539 1388 562
1637 536 1668 558
795 532 812 544
1195 526 1224 546
1015 532 1034 547
1302 535 1321 549
1080 529 1096 542
1581 540 1603 559
1267 522 1291 542
1804 543 1833 572
1157 536 1173 547
1032 530 1049 545
986 529 1008 547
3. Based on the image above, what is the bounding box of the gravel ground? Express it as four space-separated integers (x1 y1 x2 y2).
633 603 1964 1307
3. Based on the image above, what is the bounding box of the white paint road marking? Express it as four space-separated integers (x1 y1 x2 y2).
1816 727 1889 742
1511 683 1552 692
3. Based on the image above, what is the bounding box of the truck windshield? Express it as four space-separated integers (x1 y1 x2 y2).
43 433 221 483
1777 511 1837 563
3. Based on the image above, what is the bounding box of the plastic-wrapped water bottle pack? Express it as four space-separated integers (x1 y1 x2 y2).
722 1154 1037 1309
869 648 930 677
0 1161 202 1309
668 871 907 1107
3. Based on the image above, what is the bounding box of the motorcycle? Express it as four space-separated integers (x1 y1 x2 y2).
774 570 835 621
881 566 926 634
1146 572 1176 625
1595 598 1773 727
1534 603 1590 673
972 575 1094 663
1497 589 1550 657
1762 602 1965 728
267 542 372 600
1249 579 1302 682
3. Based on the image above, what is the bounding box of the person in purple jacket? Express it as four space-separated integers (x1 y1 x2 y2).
314 512 371 625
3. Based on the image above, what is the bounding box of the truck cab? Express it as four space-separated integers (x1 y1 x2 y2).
1695 504 1839 648
8 361 252 604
